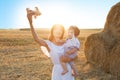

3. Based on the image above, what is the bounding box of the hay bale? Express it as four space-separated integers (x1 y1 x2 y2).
84 2 120 78
84 32 110 72
109 41 120 77
103 2 120 39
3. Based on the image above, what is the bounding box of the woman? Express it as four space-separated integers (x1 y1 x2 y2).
27 9 75 80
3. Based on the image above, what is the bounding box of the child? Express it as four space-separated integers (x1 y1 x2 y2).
60 26 80 76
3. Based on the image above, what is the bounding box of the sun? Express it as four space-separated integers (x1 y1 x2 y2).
13 2 82 29
34 5 75 29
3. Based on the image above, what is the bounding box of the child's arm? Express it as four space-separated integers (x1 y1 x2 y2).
66 38 80 55
66 47 78 55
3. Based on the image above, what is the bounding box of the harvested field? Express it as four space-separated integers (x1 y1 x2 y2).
0 29 117 80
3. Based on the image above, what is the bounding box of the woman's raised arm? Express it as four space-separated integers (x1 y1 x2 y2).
27 10 49 50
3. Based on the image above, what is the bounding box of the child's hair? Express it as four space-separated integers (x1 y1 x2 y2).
69 25 80 37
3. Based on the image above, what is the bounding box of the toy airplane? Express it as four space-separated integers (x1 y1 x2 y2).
26 7 41 19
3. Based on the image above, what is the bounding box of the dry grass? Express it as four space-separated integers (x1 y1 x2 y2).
0 29 116 80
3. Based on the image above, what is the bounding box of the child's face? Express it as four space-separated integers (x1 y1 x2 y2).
67 29 74 39
53 26 63 39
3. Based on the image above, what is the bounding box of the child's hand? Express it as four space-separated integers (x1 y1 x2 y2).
66 51 70 55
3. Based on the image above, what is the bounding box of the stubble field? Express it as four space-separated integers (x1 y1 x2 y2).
0 29 116 80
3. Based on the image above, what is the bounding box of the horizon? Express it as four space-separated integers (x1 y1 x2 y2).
0 0 120 29
0 27 103 30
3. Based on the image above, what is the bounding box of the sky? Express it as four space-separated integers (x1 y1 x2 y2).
0 0 120 29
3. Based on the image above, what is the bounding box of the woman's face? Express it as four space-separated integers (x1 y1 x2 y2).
53 26 63 39
67 29 74 39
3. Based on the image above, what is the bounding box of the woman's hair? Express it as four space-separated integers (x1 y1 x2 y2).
69 25 80 37
48 24 65 41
